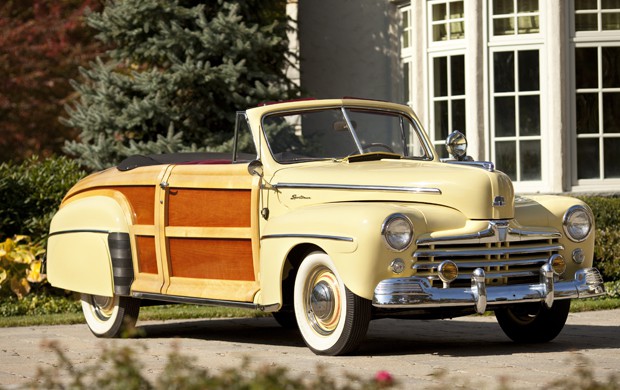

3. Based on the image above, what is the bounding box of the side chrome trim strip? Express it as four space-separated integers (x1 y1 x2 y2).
48 229 110 238
261 234 354 242
274 183 442 195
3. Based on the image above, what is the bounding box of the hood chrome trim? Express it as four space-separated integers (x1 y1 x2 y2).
274 183 442 195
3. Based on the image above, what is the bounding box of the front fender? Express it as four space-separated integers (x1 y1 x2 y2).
47 195 131 297
258 202 441 305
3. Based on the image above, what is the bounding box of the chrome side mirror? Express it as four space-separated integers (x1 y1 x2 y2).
445 130 471 161
247 160 264 177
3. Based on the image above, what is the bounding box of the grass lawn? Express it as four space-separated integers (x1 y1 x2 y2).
1 297 618 328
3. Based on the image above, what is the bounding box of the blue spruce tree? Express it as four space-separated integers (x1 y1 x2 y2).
63 0 299 170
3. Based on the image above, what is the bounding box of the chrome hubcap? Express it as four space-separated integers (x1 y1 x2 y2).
305 267 341 335
311 281 334 320
91 295 115 321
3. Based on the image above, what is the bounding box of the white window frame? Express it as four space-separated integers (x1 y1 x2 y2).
485 0 549 193
573 0 620 36
489 0 542 40
428 0 466 50
428 50 467 154
570 4 620 192
426 0 467 155
400 5 414 107
488 45 546 188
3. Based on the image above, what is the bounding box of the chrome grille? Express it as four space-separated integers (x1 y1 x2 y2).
413 227 563 288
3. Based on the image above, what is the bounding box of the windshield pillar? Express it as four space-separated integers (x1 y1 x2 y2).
341 107 364 154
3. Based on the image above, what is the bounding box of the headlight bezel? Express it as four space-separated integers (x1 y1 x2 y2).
562 205 593 243
381 213 414 252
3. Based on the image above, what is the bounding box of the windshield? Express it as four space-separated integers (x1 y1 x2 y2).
262 107 433 163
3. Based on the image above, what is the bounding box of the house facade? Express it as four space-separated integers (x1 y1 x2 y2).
288 0 620 194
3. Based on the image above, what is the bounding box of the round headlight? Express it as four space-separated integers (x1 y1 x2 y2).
563 205 593 243
382 214 414 251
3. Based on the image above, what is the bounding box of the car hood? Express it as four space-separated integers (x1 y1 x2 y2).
269 159 515 220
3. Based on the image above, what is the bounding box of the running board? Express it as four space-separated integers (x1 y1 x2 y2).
132 292 279 312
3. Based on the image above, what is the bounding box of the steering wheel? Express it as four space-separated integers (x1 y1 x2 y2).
361 143 395 153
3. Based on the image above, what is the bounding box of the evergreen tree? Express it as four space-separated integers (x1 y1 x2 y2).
62 0 299 170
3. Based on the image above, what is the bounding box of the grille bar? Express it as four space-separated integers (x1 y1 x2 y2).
413 257 549 271
414 244 563 258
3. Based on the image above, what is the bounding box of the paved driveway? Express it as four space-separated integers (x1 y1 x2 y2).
1 309 619 388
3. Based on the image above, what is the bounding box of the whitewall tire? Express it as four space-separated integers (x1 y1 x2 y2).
81 294 140 338
293 251 371 355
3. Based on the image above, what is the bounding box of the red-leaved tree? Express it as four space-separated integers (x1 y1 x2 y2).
0 0 103 162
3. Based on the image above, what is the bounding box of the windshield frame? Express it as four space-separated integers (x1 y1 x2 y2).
260 105 436 164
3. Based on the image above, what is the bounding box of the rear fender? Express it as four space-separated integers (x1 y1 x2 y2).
47 195 133 297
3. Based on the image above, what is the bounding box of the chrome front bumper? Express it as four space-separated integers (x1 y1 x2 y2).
373 267 606 314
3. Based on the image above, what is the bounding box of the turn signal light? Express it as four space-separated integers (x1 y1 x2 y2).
438 260 458 283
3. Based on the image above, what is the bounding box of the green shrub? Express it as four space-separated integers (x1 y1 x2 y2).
580 196 620 282
605 280 620 298
0 291 81 316
0 155 86 243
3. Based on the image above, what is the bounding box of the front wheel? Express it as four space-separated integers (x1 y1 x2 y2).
293 251 371 355
495 299 571 343
81 294 140 338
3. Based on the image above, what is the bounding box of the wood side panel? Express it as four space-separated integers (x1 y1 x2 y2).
111 186 156 225
168 238 254 281
136 235 158 274
167 189 251 227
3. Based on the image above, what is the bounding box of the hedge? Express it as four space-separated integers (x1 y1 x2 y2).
580 196 620 282
0 155 86 243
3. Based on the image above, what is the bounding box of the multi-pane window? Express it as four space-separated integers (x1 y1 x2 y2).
574 46 620 179
491 49 542 181
403 61 411 105
491 0 540 36
431 54 466 158
402 8 412 49
426 1 466 158
401 7 413 105
575 0 620 32
488 0 542 184
430 1 465 42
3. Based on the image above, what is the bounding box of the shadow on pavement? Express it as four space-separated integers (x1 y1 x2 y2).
136 315 620 357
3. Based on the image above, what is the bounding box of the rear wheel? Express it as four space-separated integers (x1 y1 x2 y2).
495 299 571 343
81 294 140 338
293 251 371 355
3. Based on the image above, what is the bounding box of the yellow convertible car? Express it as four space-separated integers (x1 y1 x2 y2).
46 98 605 355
